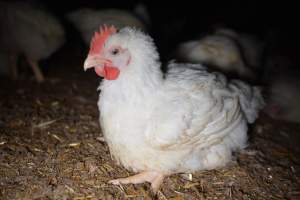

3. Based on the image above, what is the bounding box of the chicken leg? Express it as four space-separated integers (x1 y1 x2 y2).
26 58 45 83
109 171 165 193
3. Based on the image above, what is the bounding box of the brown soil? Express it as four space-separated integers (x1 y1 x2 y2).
0 50 299 200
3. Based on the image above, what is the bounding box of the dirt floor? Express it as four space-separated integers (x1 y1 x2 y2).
0 49 300 200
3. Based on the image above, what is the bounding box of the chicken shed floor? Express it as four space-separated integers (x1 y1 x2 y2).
0 50 300 200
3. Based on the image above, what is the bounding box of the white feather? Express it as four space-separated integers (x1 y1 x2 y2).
97 28 264 174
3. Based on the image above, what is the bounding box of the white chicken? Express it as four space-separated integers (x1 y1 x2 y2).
0 1 65 82
83 26 265 192
66 8 146 46
215 28 265 70
176 28 263 81
263 68 300 123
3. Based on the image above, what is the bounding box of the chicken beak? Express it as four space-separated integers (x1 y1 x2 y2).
83 55 111 71
83 55 103 71
83 55 118 79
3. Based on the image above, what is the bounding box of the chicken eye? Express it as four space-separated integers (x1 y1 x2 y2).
111 48 119 55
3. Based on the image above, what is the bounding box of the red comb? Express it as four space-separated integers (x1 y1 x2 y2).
89 25 117 55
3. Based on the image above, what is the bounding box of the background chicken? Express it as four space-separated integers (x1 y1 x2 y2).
262 51 300 123
175 28 264 82
257 27 300 123
263 69 300 123
0 1 65 82
83 26 265 192
66 7 147 46
215 28 265 70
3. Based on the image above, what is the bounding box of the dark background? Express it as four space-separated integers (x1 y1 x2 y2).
41 0 299 60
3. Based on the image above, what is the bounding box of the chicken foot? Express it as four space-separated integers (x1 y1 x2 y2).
26 58 45 83
109 171 165 193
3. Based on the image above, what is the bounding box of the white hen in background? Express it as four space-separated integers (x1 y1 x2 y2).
83 26 265 192
176 28 264 81
66 8 147 46
0 1 65 82
263 67 300 123
215 28 265 70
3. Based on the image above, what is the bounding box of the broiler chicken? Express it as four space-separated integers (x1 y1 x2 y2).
176 28 264 81
0 1 65 82
215 28 265 70
83 26 265 192
263 67 300 123
67 8 146 46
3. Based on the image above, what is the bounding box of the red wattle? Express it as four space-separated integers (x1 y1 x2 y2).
94 66 120 80
103 66 120 80
94 67 104 77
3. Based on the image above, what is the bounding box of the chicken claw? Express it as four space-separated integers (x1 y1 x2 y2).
109 171 165 193
27 58 45 83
